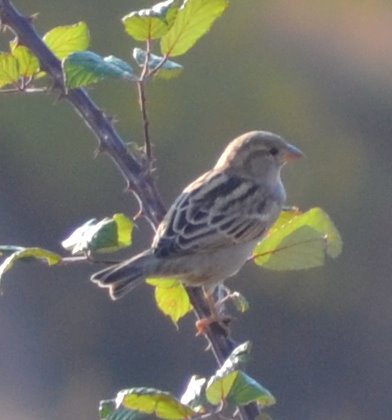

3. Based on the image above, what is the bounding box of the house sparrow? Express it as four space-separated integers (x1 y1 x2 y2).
91 131 303 300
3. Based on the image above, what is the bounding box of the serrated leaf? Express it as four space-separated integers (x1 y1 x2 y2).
10 43 40 77
161 0 228 57
63 51 136 88
180 375 207 412
146 278 192 326
206 370 276 408
0 52 19 87
61 213 134 254
253 207 343 270
118 388 196 420
43 21 90 59
0 247 62 283
122 0 180 41
99 399 148 420
133 48 183 79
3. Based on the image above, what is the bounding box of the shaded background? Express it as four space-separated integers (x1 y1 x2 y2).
1 0 391 419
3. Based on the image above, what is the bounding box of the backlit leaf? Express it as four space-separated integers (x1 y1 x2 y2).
43 21 90 59
0 247 62 283
161 0 228 57
10 43 40 77
62 213 134 254
122 0 181 41
118 387 196 419
206 370 276 408
146 278 192 325
253 207 342 270
180 375 207 412
0 52 19 87
99 399 147 419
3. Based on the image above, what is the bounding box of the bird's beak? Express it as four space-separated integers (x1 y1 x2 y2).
283 144 304 162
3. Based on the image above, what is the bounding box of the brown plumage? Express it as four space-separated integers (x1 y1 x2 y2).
91 131 303 300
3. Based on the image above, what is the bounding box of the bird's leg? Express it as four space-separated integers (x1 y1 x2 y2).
195 285 232 336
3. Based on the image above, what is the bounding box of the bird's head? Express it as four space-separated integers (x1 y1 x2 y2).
214 130 303 181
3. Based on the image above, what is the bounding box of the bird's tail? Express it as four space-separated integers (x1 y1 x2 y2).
91 250 158 300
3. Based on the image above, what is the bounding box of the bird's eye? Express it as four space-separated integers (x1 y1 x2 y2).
269 147 279 156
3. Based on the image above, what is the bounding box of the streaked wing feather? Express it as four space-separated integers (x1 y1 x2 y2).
153 171 279 257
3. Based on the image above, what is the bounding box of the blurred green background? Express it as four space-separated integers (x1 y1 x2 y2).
1 1 391 419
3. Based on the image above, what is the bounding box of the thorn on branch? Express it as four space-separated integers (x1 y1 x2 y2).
27 13 39 23
93 144 105 157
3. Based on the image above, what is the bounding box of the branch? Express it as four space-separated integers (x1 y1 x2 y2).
0 1 260 418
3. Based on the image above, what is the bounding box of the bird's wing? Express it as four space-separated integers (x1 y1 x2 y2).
152 171 282 258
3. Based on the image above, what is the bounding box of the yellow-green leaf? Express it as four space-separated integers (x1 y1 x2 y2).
229 371 276 407
43 21 90 59
113 213 134 248
119 387 196 419
0 247 62 283
253 207 343 271
206 370 276 408
62 214 134 254
146 278 192 325
161 0 228 57
9 43 40 77
0 52 19 87
9 43 39 77
206 370 237 405
99 398 143 420
122 0 180 41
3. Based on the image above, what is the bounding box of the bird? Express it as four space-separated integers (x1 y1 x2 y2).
91 130 303 300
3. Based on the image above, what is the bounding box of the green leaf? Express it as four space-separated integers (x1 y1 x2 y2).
206 370 276 408
10 43 40 77
61 213 134 254
63 51 136 88
180 375 207 413
133 48 183 79
228 371 276 407
118 387 196 419
43 21 90 59
253 207 343 270
0 247 62 283
99 399 148 420
146 278 192 326
206 345 275 407
161 0 229 57
122 0 181 41
0 52 19 87
218 342 253 375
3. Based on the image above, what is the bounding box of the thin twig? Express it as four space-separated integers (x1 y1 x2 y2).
137 80 152 163
0 86 48 94
148 53 170 78
138 37 153 165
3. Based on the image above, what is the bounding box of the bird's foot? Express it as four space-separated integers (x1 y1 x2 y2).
195 314 232 337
